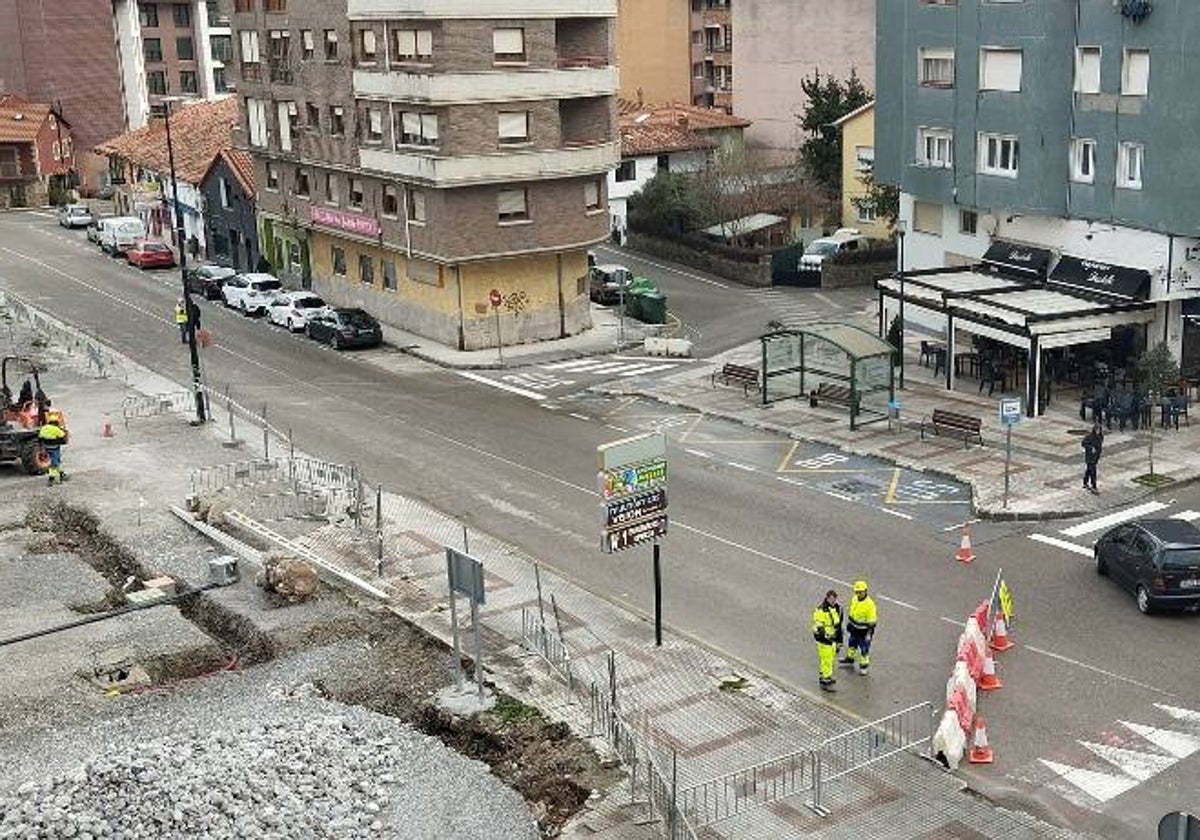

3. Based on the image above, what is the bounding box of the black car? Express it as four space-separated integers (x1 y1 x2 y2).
186 265 237 300
305 308 383 350
588 264 633 305
1095 518 1200 614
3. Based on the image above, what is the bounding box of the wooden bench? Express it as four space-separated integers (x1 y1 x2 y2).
920 408 984 448
815 382 858 411
712 363 759 395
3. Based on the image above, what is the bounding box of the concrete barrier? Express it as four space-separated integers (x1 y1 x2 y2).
644 337 694 358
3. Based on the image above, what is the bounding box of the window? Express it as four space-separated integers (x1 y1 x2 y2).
979 48 1022 92
294 167 310 198
917 127 953 168
349 178 364 208
147 70 167 96
359 254 374 284
393 28 432 62
854 145 874 173
268 30 291 82
247 98 268 146
359 28 377 62
240 30 260 63
615 159 636 182
918 47 954 87
324 29 338 61
366 108 384 143
234 0 252 11
301 29 314 60
1118 142 1143 190
277 101 296 150
177 36 194 61
213 66 228 92
978 133 1019 178
144 38 163 62
306 102 320 132
493 27 526 63
959 209 978 235
0 148 17 178
211 35 232 62
657 154 670 172
382 184 398 216
265 161 278 190
264 0 286 10
498 188 528 223
1076 47 1101 94
329 105 345 137
1122 49 1150 96
498 111 529 145
584 179 602 211
332 246 346 276
856 201 877 223
913 200 942 236
406 189 426 223
382 259 397 290
173 3 190 27
180 70 197 94
1071 138 1096 184
139 4 159 27
397 111 438 147
325 172 338 204
219 177 231 209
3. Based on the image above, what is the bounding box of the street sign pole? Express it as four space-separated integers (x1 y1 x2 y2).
1004 424 1012 509
999 397 1021 509
653 541 662 647
489 288 503 367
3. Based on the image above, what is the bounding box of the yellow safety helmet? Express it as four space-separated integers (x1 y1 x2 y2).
45 409 62 424
853 580 868 594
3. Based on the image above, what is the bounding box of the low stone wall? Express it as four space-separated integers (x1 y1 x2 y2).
627 232 770 287
820 258 894 290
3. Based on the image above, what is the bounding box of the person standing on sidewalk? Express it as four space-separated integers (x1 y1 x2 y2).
812 589 843 692
841 580 877 674
1082 423 1104 494
174 298 189 344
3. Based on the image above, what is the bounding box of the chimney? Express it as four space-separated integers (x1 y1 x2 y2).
637 87 644 108
676 114 689 130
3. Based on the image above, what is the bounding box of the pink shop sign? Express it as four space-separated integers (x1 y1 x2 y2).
309 206 380 237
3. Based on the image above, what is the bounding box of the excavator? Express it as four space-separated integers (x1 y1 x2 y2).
0 356 58 475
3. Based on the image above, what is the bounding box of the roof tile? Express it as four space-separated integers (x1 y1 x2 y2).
94 96 239 184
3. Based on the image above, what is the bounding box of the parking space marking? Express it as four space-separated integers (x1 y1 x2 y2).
884 467 901 504
878 506 914 521
726 462 757 472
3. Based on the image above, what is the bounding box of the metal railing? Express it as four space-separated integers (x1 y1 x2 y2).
679 749 816 827
189 456 356 498
121 390 193 427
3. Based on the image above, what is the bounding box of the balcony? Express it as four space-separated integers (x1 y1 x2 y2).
353 65 617 104
348 0 616 18
359 140 619 187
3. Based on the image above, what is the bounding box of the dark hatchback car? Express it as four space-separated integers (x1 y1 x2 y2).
305 308 383 350
1095 519 1200 614
186 265 237 300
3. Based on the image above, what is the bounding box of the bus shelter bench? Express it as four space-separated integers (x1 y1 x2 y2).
815 382 859 411
920 409 984 448
712 363 759 395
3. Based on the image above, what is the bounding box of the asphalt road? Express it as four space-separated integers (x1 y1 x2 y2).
1 210 1196 838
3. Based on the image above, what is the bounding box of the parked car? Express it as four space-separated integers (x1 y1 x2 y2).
589 264 633 305
100 216 148 256
305 308 383 350
57 204 93 229
798 228 869 275
221 273 282 315
267 291 328 332
1094 518 1200 614
86 217 110 245
186 264 237 300
125 240 176 270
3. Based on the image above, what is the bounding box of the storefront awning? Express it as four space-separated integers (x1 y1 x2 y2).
981 241 1053 280
1048 255 1151 301
1183 297 1200 324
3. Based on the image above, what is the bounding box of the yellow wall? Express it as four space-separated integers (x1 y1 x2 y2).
839 105 890 240
310 231 459 312
617 0 692 105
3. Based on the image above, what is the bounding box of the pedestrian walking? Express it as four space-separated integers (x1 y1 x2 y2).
840 580 877 674
812 589 843 692
174 298 188 344
1082 422 1103 494
38 409 69 485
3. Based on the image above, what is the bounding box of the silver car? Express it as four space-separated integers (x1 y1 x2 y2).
57 204 94 229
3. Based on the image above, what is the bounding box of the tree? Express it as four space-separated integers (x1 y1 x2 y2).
797 69 872 203
1135 343 1181 477
852 172 901 233
626 171 706 237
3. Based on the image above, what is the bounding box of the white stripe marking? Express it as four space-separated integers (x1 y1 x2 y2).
813 293 841 309
775 475 806 487
824 491 856 502
727 462 757 472
540 359 611 371
1060 501 1168 537
568 413 591 422
604 424 629 432
942 518 980 532
616 364 678 377
879 596 919 611
1038 759 1140 803
1171 510 1200 522
878 507 914 520
1154 704 1200 726
684 448 712 459
939 616 962 627
1120 722 1200 758
1025 645 1170 695
455 371 546 401
1078 741 1177 782
1028 533 1095 558
613 355 694 363
594 245 729 288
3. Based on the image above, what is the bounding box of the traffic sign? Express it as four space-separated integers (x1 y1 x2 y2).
999 397 1022 426
602 515 668 554
489 289 502 308
598 458 668 499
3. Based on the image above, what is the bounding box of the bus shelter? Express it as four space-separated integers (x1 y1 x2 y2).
760 323 896 430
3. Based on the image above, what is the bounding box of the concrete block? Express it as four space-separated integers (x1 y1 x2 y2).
142 576 177 596
126 588 166 605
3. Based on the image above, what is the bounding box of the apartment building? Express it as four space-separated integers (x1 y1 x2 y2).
232 0 619 350
616 0 692 106
690 0 732 112
875 0 1200 413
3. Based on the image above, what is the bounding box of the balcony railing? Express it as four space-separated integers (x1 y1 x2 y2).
555 55 609 69
0 164 24 179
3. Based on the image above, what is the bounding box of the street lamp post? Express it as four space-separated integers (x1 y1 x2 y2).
163 99 207 423
896 220 907 390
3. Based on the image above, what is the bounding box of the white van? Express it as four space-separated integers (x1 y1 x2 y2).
101 217 148 256
799 228 870 275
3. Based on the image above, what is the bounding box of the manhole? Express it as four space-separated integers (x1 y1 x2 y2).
830 478 882 496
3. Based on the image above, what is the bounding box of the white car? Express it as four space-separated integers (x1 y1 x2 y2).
221 273 283 315
266 291 328 332
57 204 93 229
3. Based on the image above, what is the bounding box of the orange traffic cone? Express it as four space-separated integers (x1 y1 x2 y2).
102 415 115 438
978 652 1003 691
955 526 976 564
968 716 994 764
990 612 1015 652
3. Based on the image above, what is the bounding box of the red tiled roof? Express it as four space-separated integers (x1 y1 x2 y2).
621 123 715 157
201 148 256 198
617 100 751 131
617 99 749 157
0 96 54 144
94 96 239 185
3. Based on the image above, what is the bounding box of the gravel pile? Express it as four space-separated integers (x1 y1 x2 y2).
0 703 538 840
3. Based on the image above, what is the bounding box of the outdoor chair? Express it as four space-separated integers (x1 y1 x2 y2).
1080 386 1108 423
1162 393 1191 430
1107 390 1137 431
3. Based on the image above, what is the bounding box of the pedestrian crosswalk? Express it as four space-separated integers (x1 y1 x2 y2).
746 288 838 327
456 355 690 401
1028 501 1200 558
539 356 686 378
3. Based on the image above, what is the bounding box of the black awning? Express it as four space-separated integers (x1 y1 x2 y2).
981 241 1053 279
1182 298 1200 323
1048 255 1151 301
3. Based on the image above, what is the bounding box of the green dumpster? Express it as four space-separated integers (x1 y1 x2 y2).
624 291 644 321
639 291 668 325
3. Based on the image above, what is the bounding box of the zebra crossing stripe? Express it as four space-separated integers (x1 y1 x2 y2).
1077 741 1178 782
1059 501 1169 538
615 364 677 377
540 359 611 371
1038 759 1139 803
1120 722 1200 758
1170 510 1200 522
1155 704 1200 725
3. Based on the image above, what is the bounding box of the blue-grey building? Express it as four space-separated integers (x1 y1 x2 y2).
875 0 1200 412
199 148 260 271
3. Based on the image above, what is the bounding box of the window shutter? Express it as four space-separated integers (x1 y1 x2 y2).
980 49 1022 91
498 111 528 140
402 112 420 137
394 29 416 57
493 28 524 56
420 113 438 141
497 189 526 216
362 29 376 55
302 30 314 51
416 30 433 57
369 110 383 135
584 180 599 207
410 190 426 222
1123 50 1150 95
240 30 259 62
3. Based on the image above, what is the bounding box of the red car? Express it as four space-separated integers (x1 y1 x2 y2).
125 240 176 270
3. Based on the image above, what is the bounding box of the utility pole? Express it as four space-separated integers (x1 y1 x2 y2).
163 98 207 423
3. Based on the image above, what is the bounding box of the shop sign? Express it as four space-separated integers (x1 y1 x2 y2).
310 205 381 238
601 488 667 529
